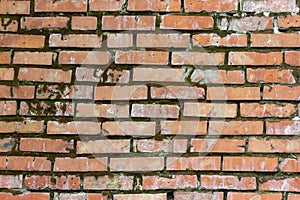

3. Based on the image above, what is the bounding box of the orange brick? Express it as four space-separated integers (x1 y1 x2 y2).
133 68 186 82
13 86 35 99
143 175 197 190
55 193 107 200
0 0 30 14
54 157 108 172
47 121 100 135
184 103 237 118
288 194 300 200
193 33 247 47
77 139 130 154
190 139 245 153
161 121 207 135
76 103 129 118
90 0 126 11
174 192 223 200
72 16 97 30
279 158 300 172
227 193 282 200
151 86 205 99
20 138 73 153
207 87 260 100
137 33 190 48
167 157 221 171
107 34 133 48
114 194 166 200
251 34 300 47
184 0 238 12
102 121 156 136
18 68 72 83
35 0 87 12
209 121 263 135
84 175 133 190
0 52 11 64
128 0 181 12
247 68 295 83
248 139 300 153
285 51 300 66
0 68 14 81
191 69 245 84
264 86 300 100
240 103 296 118
6 156 51 171
13 52 53 65
49 34 102 48
131 104 180 119
260 177 300 192
116 51 169 65
0 101 16 116
229 52 282 65
0 193 49 200
172 52 224 66
223 157 278 172
0 138 14 152
110 157 164 172
201 175 256 190
94 85 148 100
0 34 45 48
278 15 300 29
59 51 110 65
21 17 69 30
17 120 44 134
160 15 214 30
266 121 300 135
0 18 18 32
102 16 156 30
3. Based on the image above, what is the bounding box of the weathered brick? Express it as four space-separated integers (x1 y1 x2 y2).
114 194 166 200
279 158 300 172
184 0 238 12
137 34 190 48
285 51 300 66
102 121 156 136
172 52 224 66
17 120 44 134
227 193 282 200
128 0 181 12
167 157 221 171
72 16 97 30
116 51 169 65
133 68 186 82
0 34 45 48
264 86 300 100
49 34 102 48
0 52 11 64
83 175 133 190
20 138 73 153
242 0 296 12
161 121 207 135
0 68 14 81
251 34 300 47
0 101 17 116
240 103 296 118
266 121 300 135
260 177 300 192
47 121 100 135
20 101 74 116
223 157 278 172
193 33 247 47
94 85 148 100
207 87 260 100
77 140 130 154
229 52 282 65
184 103 237 118
75 68 101 82
160 15 214 30
135 139 187 153
190 139 245 153
107 34 133 48
278 15 300 29
76 103 129 118
89 0 126 11
0 138 14 152
54 157 108 172
0 175 22 189
247 68 295 84
35 0 87 12
201 175 256 190
191 69 245 84
174 192 223 200
21 17 69 30
25 175 80 190
151 86 205 99
209 121 263 135
13 52 53 65
59 51 110 65
0 193 49 200
0 18 18 32
248 139 300 153
131 104 180 119
105 69 130 83
0 0 30 14
221 17 273 31
54 193 107 200
5 156 51 171
110 157 164 172
18 68 72 83
102 16 156 30
143 175 198 190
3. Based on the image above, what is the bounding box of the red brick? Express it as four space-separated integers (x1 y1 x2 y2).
35 0 87 12
193 33 247 47
18 68 72 83
223 157 278 172
266 121 300 135
72 16 97 30
161 121 207 135
102 121 156 136
105 69 130 83
224 17 273 31
114 194 166 200
242 0 296 12
25 175 80 190
133 68 186 82
264 86 300 100
167 157 221 171
0 175 22 189
0 0 30 14
227 193 282 200
285 51 300 66
191 69 245 84
107 34 133 48
251 34 300 47
279 158 300 172
137 33 190 48
110 157 164 172
0 101 16 116
135 139 187 153
131 104 180 119
20 138 73 153
143 175 197 190
47 121 100 135
160 15 214 30
76 103 129 118
0 18 18 32
172 52 224 66
54 157 107 172
128 0 181 12
0 52 11 64
13 52 53 65
278 15 300 29
5 156 51 171
13 86 35 99
20 101 74 116
248 139 300 153
0 138 14 152
59 51 110 65
209 121 263 135
0 86 12 99
184 0 238 12
174 192 223 200
102 16 156 30
54 193 107 200
207 87 260 100
288 194 300 200
259 177 300 192
184 103 237 118
94 85 147 100
201 175 256 190
21 17 69 30
83 175 133 190
17 120 44 134
0 68 14 80
191 139 245 153
0 193 49 200
151 86 204 99
116 51 169 65
247 68 295 84
49 34 102 48
0 34 45 48
229 52 282 65
89 0 126 11
77 139 130 154
240 103 296 118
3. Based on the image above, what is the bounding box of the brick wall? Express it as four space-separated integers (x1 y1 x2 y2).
0 0 300 199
